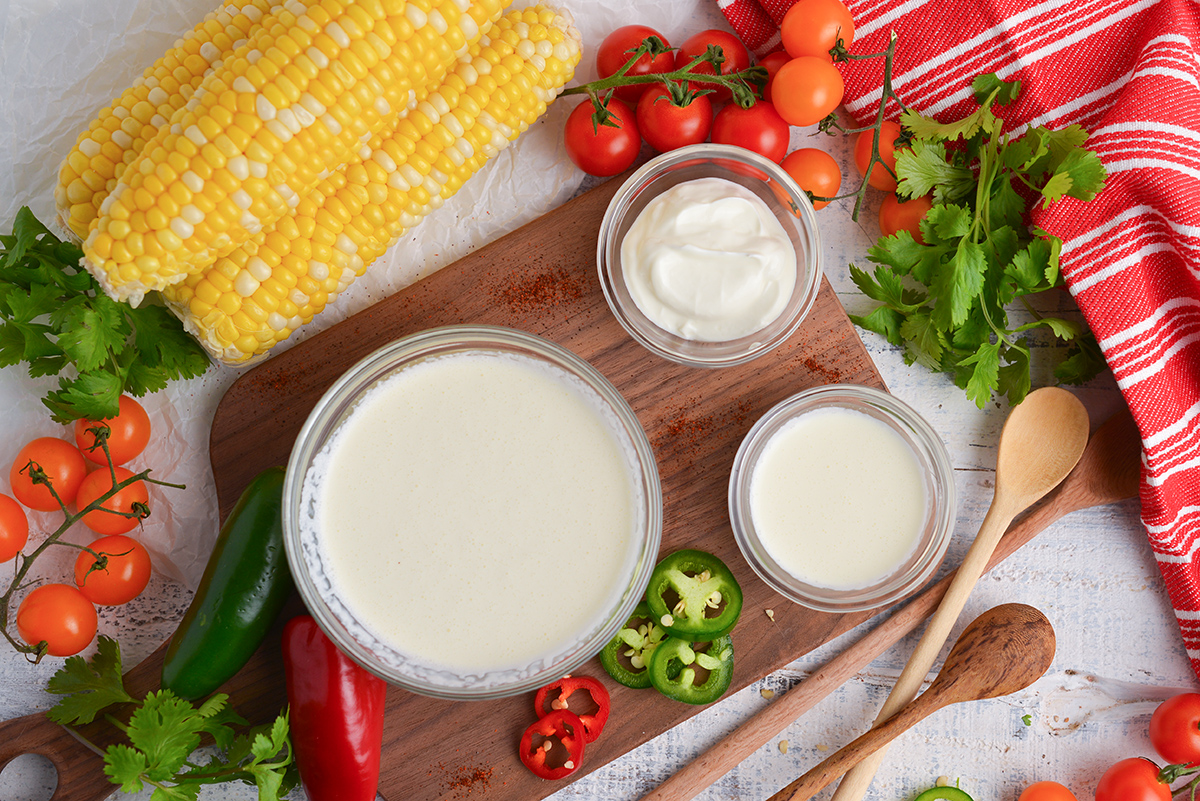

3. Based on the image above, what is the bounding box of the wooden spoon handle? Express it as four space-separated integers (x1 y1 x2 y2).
766 689 952 801
825 498 1018 801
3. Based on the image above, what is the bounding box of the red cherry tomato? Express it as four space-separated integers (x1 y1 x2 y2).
75 534 152 606
16 583 98 657
711 102 790 163
9 437 88 512
1094 758 1171 801
781 0 856 59
74 394 152 466
879 193 933 242
854 120 905 191
0 493 29 563
770 56 844 127
563 98 641 177
675 29 751 105
636 85 713 153
596 25 674 103
75 466 150 536
1150 692 1200 766
1019 781 1077 801
781 148 841 209
757 51 791 103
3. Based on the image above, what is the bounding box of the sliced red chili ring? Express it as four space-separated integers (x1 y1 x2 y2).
518 709 586 781
533 674 611 742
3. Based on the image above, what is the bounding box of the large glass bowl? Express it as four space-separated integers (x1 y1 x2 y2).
728 384 956 613
597 143 822 368
283 325 662 700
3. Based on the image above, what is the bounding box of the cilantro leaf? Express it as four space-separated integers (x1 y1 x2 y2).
45 635 134 724
931 238 986 329
972 73 1021 105
104 744 150 793
998 347 1032 405
899 313 946 369
959 340 1003 408
125 691 205 781
895 141 975 202
849 306 905 345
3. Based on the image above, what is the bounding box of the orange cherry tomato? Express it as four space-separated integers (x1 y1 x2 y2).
17 583 98 656
75 467 150 536
1019 782 1078 801
781 148 842 210
879 193 934 242
770 56 844 127
74 395 152 466
757 51 791 102
75 534 152 606
854 120 905 191
781 0 856 59
0 493 28 563
9 437 88 512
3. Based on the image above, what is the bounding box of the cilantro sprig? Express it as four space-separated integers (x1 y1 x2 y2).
850 74 1109 407
47 636 296 801
0 208 209 423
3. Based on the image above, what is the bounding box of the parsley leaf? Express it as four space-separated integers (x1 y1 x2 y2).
852 74 1108 407
0 209 210 422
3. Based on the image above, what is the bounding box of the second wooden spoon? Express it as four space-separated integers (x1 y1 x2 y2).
769 603 1057 801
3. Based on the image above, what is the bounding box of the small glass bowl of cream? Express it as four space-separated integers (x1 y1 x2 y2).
597 143 822 368
728 385 956 613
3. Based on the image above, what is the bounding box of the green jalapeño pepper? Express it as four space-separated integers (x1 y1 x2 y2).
599 602 668 689
913 788 975 801
645 549 743 640
648 635 734 705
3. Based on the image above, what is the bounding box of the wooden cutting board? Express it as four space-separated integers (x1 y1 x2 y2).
0 174 892 801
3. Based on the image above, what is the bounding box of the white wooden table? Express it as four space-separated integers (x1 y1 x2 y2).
0 0 1194 799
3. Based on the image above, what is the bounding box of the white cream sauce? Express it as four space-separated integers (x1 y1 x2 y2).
308 351 637 675
620 177 797 341
748 406 927 589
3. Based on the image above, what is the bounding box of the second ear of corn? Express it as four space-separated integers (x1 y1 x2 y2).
58 0 581 365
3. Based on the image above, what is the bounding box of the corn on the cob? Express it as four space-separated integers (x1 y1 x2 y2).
162 5 581 364
84 0 505 305
55 0 279 242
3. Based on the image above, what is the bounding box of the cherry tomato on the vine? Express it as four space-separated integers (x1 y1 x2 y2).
781 0 856 59
564 98 641 177
770 56 844 127
1018 781 1077 801
0 493 28 563
711 101 790 163
780 148 841 209
854 120 905 191
9 437 88 512
757 51 791 103
76 466 150 536
74 394 152 467
675 29 751 105
596 25 674 103
1094 758 1171 801
636 85 713 153
75 534 152 606
879 193 933 241
1150 692 1200 766
16 583 98 657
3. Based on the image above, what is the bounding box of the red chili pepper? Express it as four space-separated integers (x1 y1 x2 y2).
518 709 586 780
533 674 611 742
282 615 387 801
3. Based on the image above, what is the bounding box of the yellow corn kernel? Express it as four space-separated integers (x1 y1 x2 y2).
163 6 581 365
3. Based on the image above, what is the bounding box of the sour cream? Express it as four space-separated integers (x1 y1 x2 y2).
620 177 797 341
301 350 641 678
748 406 927 589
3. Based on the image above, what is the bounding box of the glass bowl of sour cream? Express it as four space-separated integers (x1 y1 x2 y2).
597 143 822 368
728 385 956 613
283 325 662 700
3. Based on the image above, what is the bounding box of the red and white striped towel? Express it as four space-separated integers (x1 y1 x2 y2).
720 0 1200 676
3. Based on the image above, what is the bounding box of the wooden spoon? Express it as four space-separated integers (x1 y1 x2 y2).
768 603 1057 801
639 399 1127 801
823 386 1088 801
